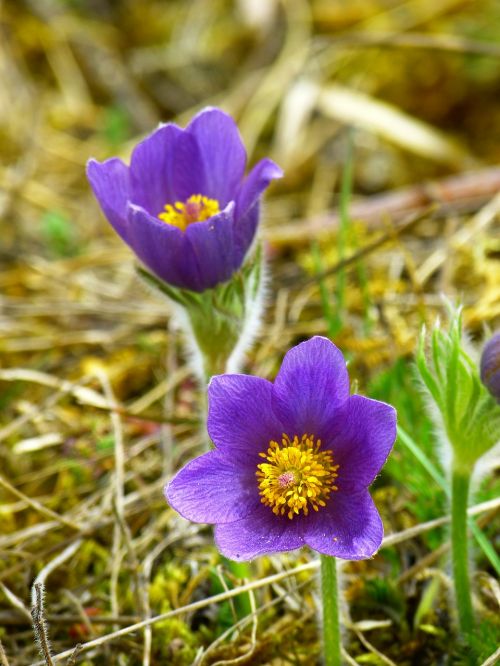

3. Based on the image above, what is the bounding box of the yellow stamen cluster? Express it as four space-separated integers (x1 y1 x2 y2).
158 194 220 230
256 434 339 520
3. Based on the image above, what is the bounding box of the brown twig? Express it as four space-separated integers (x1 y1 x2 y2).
267 166 500 246
324 31 500 58
0 475 83 531
0 612 140 626
31 583 55 666
0 641 10 666
302 205 436 286
65 644 83 666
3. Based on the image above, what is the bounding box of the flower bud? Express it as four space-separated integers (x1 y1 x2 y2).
417 310 500 467
480 332 500 402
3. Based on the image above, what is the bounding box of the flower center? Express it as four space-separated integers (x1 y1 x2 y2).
256 434 339 520
158 194 220 230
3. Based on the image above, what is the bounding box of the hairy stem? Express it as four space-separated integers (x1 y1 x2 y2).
321 555 341 666
451 465 475 635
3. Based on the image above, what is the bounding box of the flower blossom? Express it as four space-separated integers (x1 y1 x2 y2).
480 331 500 402
165 337 397 561
87 108 282 292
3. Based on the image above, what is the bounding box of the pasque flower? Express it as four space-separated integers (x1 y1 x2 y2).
165 337 397 561
480 331 500 402
87 108 282 292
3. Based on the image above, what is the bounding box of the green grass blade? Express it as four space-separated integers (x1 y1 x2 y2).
397 425 446 488
397 425 500 575
336 132 353 317
469 521 500 575
311 240 341 337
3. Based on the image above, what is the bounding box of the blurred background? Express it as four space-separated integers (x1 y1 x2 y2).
0 1 499 664
1 0 500 372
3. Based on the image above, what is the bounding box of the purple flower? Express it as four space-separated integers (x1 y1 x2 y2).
87 108 282 292
480 332 500 402
165 337 397 561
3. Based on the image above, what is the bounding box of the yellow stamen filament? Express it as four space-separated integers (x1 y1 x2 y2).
158 194 220 230
256 434 339 520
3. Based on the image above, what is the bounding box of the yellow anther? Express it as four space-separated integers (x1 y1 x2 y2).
158 194 220 230
256 434 339 520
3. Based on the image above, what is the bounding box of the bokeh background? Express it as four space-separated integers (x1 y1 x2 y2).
1 1 499 664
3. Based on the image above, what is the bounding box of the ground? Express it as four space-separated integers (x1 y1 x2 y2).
0 1 499 664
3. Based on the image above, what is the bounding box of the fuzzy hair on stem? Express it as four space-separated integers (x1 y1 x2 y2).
225 246 268 374
31 583 54 666
136 265 206 384
137 246 267 382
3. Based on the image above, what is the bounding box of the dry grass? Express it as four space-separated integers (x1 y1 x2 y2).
0 0 499 664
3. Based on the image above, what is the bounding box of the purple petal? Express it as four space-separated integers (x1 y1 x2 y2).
207 375 285 464
126 203 204 291
187 108 246 206
272 337 350 440
304 490 383 560
232 204 259 266
215 504 305 561
329 395 397 491
185 202 238 287
87 158 130 241
233 158 283 260
165 450 259 524
235 158 283 219
130 124 205 217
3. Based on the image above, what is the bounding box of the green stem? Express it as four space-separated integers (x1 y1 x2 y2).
221 557 252 618
451 465 475 635
321 555 342 666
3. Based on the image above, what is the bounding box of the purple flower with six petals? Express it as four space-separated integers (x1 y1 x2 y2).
165 337 397 561
87 108 282 292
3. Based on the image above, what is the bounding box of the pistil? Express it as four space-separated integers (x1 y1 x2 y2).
256 434 339 520
158 194 220 230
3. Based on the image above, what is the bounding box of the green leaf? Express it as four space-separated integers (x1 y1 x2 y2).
397 425 500 575
397 426 446 489
416 309 500 467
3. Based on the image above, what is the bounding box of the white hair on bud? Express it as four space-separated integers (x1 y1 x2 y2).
471 439 500 488
226 247 268 373
136 243 269 383
170 301 207 384
135 268 206 382
413 362 452 475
